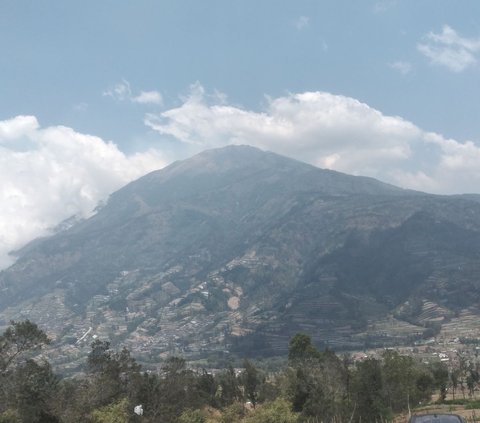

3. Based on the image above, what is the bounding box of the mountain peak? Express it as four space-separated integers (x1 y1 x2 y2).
122 145 404 204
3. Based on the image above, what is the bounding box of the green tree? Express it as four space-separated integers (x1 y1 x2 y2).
216 365 242 407
382 350 430 413
285 334 350 421
353 358 390 423
286 333 321 414
132 373 164 422
431 362 449 402
52 379 90 423
0 320 50 373
288 333 321 363
87 340 141 408
91 398 129 423
196 369 219 407
467 373 475 398
133 356 204 422
8 359 58 423
0 321 56 422
240 359 262 408
285 367 310 413
450 369 460 400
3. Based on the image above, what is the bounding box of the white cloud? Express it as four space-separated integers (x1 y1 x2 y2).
0 115 39 141
145 84 480 196
389 60 412 75
0 117 167 269
373 0 397 14
132 90 163 105
103 79 132 101
418 25 480 72
73 102 88 112
145 86 419 177
321 40 329 52
409 132 480 193
294 16 310 31
104 79 162 105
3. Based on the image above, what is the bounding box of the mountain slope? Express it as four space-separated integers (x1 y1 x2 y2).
1 145 480 368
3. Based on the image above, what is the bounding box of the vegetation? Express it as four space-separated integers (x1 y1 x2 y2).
0 322 473 422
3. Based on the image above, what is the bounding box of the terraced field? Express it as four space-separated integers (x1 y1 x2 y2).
440 308 480 342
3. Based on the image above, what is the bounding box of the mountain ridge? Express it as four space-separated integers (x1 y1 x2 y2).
1 145 480 370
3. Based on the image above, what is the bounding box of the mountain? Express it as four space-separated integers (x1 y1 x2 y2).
1 145 480 370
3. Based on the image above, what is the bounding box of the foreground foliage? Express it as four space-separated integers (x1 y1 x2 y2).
0 322 458 422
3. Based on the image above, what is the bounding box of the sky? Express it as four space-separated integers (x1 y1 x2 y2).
1 0 480 268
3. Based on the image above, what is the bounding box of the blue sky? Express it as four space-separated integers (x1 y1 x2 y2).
1 0 480 144
1 0 480 267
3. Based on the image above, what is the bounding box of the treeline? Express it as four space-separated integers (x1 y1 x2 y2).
0 321 453 423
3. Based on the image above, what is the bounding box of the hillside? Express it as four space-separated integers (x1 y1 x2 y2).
1 145 480 370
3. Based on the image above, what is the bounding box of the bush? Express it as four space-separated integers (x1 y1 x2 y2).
91 398 129 423
0 409 20 423
221 403 246 423
245 398 299 423
179 409 206 423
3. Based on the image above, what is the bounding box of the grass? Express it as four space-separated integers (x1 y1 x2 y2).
440 399 480 409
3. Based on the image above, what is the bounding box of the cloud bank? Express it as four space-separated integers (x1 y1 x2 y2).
146 84 480 196
0 116 166 269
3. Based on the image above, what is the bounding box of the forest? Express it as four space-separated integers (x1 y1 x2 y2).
0 320 473 423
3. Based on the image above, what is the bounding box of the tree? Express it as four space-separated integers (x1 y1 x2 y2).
286 333 321 413
241 359 262 408
8 359 59 423
161 356 204 411
216 365 242 407
86 340 141 408
52 379 90 423
285 334 350 421
196 369 218 407
87 340 113 374
415 372 435 402
451 369 460 400
353 358 390 423
382 350 431 413
467 373 475 398
0 320 50 373
469 368 480 398
285 367 310 413
132 373 164 422
431 362 449 402
132 356 205 422
0 321 54 421
288 333 321 363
